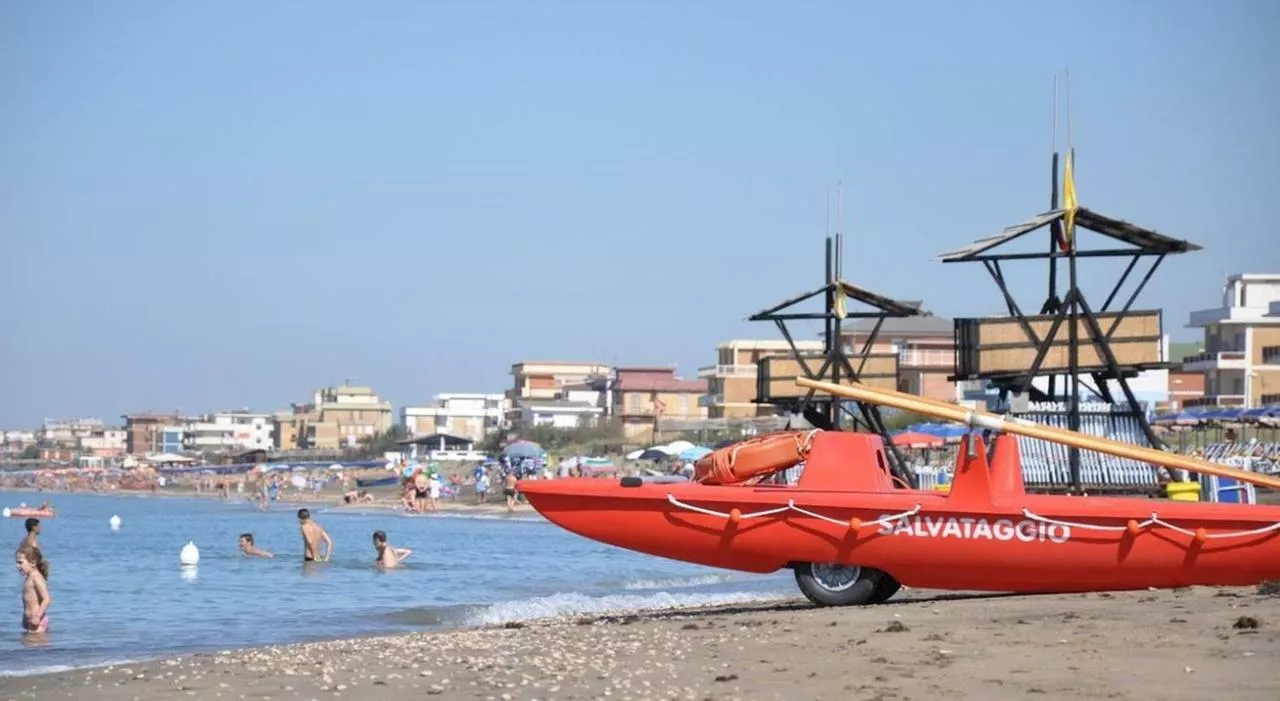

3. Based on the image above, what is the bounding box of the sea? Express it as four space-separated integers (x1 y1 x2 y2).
0 491 793 677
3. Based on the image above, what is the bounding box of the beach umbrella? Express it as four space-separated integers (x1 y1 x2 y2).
637 448 669 461
503 440 546 459
625 449 645 460
678 446 713 461
661 440 696 455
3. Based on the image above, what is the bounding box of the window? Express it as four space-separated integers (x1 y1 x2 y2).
679 395 688 414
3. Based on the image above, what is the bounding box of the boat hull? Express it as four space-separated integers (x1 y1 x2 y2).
518 432 1280 594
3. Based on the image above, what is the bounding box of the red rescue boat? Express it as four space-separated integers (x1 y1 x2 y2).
518 431 1280 606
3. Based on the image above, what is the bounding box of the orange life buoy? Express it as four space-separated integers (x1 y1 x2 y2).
694 430 819 485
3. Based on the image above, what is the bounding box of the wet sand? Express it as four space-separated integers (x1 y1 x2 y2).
4 585 1276 701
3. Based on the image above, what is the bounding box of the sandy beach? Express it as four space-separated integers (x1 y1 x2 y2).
4 585 1276 701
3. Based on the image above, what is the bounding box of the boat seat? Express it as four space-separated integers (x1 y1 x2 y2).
796 432 894 492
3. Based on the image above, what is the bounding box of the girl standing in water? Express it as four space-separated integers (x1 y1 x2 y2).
16 547 50 634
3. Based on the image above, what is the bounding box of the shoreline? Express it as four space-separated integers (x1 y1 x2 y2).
0 485 543 517
3 586 1276 700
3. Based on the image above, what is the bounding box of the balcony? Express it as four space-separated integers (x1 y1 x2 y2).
1189 306 1280 327
1180 348 1247 371
699 393 726 407
898 349 955 369
697 364 757 378
1183 394 1246 408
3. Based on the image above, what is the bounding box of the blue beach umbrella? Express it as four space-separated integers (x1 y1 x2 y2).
678 446 713 461
503 440 546 459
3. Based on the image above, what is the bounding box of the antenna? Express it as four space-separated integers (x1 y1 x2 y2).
1052 72 1058 156
835 179 844 280
1065 68 1073 153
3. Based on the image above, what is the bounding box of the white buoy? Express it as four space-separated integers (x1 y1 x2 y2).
179 541 200 566
1 508 9 519
180 566 198 582
109 515 121 530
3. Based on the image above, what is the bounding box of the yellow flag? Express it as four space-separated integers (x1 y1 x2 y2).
1062 150 1078 252
833 284 847 320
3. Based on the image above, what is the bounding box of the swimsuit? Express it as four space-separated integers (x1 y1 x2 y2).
503 488 517 497
22 614 48 633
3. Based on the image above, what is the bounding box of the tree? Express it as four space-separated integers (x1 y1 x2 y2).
349 425 410 458
19 445 38 460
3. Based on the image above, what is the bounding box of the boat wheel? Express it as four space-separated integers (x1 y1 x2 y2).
793 563 899 607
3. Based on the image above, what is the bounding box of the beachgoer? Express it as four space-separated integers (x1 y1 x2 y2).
476 472 490 504
503 472 518 513
238 533 273 558
428 472 442 512
413 468 430 513
18 518 40 554
372 530 412 568
16 547 50 635
257 476 269 511
297 508 333 563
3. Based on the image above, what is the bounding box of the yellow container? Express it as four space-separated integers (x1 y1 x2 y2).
1166 481 1201 502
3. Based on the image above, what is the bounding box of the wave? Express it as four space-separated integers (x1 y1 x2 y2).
462 589 790 627
0 658 144 678
620 574 742 590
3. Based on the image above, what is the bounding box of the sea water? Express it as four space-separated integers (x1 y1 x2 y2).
0 491 792 676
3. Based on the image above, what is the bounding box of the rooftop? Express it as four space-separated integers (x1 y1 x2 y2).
842 316 955 336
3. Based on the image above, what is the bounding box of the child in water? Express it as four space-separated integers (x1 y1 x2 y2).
16 548 50 634
372 530 412 568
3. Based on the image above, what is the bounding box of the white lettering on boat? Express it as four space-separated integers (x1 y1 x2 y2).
876 515 1071 544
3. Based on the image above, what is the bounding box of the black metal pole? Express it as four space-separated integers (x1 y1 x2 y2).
824 237 837 429
1047 151 1060 399
1067 192 1081 491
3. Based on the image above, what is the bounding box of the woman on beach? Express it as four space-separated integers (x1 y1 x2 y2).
372 530 412 568
16 547 50 635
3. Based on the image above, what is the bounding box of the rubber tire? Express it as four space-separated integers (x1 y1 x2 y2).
867 576 903 605
793 563 894 607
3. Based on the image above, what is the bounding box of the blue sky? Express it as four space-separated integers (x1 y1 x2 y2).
1 0 1277 426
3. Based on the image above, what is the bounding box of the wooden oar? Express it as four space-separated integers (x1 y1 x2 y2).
796 376 1280 491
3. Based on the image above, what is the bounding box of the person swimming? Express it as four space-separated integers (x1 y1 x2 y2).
17 518 40 555
372 530 412 568
238 533 273 558
16 547 49 635
297 508 333 563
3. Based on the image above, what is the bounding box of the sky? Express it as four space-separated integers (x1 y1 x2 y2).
1 0 1278 426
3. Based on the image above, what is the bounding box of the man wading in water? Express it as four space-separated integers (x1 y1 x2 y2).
297 509 333 563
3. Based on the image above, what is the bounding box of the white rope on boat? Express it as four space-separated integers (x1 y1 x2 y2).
1022 508 1280 540
665 494 921 528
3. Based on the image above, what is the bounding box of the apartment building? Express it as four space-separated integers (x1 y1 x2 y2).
183 411 275 453
303 385 394 450
842 316 957 402
122 413 184 455
78 428 127 457
611 367 707 439
1183 273 1280 408
513 399 605 429
1 430 36 458
698 340 826 419
506 361 612 427
508 361 612 401
1164 369 1206 412
402 393 506 442
38 418 105 449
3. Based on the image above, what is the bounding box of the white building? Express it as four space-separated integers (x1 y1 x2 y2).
515 399 604 429
38 418 105 447
402 393 507 442
183 412 275 453
78 428 127 455
1183 273 1280 408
